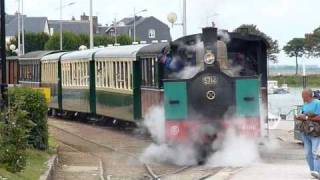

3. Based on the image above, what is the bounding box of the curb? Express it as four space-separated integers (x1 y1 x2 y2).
39 155 59 180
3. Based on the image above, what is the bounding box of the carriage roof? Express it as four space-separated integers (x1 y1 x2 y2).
61 48 103 61
41 52 67 62
137 42 169 56
94 44 148 59
19 51 59 61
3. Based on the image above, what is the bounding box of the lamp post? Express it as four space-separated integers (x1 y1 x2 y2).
182 0 187 36
113 17 117 44
89 0 93 49
302 59 307 88
21 0 25 55
59 1 76 50
17 0 21 56
133 8 147 42
167 0 187 36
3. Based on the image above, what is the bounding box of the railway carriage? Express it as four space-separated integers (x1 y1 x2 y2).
40 52 67 110
19 51 59 87
0 56 19 85
137 42 168 117
60 49 101 114
94 44 148 121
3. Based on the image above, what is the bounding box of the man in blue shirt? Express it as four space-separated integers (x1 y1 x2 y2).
296 89 320 178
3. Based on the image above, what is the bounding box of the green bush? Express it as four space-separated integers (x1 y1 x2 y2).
0 107 32 172
9 88 49 150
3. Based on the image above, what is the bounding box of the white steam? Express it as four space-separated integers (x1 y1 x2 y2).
207 129 260 167
141 106 268 168
140 106 199 166
218 30 231 44
140 143 198 166
172 66 201 79
143 106 165 144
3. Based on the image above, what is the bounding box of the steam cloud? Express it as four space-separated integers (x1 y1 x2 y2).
140 106 263 167
172 66 201 79
207 129 260 167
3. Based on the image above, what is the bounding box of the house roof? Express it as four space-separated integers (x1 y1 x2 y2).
104 26 130 35
48 20 90 34
118 16 145 26
6 14 48 36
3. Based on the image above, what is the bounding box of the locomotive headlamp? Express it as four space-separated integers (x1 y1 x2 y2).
204 50 215 65
207 90 216 100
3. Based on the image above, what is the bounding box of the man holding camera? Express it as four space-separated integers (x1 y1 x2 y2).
296 89 320 178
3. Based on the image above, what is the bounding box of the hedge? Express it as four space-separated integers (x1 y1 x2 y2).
8 88 49 150
0 88 49 172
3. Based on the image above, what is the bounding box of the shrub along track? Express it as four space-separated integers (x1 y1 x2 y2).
49 118 230 180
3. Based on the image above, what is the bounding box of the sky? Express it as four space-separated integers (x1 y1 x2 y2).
5 0 320 66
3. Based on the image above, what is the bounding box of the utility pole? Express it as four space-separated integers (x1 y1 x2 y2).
182 0 187 36
89 0 94 49
302 59 307 88
133 8 147 42
114 17 117 44
0 0 8 109
60 0 63 50
17 0 21 56
21 0 25 55
133 8 136 42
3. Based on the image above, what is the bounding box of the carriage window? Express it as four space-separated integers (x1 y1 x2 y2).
62 61 89 87
141 57 158 88
95 59 133 92
42 62 58 83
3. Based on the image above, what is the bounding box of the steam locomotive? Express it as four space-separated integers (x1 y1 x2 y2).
8 27 268 162
161 27 268 161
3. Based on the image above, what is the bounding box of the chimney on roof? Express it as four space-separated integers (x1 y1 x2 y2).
81 12 89 21
81 12 99 34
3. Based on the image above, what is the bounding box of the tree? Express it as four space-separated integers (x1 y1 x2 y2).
45 32 134 50
304 27 320 57
283 38 305 75
45 31 81 51
117 35 133 45
234 24 280 62
94 35 114 46
5 32 49 56
24 32 49 53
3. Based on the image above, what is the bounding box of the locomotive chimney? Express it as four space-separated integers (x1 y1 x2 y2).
202 27 219 70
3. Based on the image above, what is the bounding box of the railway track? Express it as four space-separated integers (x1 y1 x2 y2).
49 118 233 180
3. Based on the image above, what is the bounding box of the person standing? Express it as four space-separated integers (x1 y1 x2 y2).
296 89 320 178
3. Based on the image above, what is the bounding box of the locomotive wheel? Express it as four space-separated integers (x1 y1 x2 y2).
195 143 214 165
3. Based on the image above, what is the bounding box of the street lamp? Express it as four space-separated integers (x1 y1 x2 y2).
59 1 76 50
167 0 187 36
133 8 147 42
79 45 88 51
89 0 93 49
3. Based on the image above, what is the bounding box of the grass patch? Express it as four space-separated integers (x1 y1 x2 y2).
269 74 320 87
0 135 58 180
